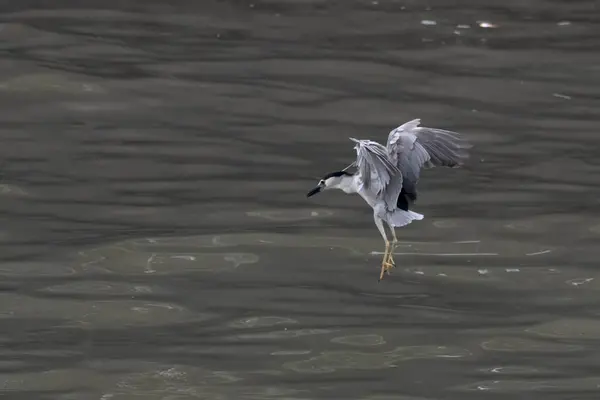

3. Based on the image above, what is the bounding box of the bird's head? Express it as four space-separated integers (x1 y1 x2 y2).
306 170 353 197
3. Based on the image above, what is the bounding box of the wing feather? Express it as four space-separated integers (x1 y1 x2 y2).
386 119 471 197
349 138 403 212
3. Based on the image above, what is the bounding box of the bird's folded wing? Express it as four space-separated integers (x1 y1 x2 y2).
349 138 403 212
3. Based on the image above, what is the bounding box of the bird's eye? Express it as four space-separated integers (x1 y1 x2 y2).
319 180 325 185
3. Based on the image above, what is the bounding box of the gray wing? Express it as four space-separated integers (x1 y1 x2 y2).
386 119 471 198
349 138 403 212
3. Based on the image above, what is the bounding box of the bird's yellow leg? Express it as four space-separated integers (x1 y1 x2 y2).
374 214 394 281
387 227 398 266
379 240 395 281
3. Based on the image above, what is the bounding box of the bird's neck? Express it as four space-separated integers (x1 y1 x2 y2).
336 174 359 194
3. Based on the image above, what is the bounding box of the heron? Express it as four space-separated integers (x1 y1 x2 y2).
306 119 471 281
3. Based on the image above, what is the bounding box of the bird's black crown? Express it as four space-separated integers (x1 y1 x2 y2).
322 170 353 180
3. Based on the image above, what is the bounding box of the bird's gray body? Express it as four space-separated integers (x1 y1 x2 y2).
330 173 424 229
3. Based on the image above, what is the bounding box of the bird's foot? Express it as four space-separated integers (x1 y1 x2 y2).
379 261 395 282
387 253 396 266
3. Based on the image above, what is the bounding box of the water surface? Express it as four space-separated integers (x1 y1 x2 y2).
1 0 600 399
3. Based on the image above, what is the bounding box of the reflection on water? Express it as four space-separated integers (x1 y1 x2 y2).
283 345 471 373
480 337 583 353
330 334 386 346
0 293 203 328
456 377 600 394
1 0 600 398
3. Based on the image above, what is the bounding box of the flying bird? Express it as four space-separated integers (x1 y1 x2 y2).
306 119 471 281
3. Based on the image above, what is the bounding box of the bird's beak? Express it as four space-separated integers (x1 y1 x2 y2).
306 185 322 198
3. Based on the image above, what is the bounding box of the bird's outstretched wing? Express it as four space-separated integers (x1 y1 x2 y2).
350 138 403 212
386 119 471 198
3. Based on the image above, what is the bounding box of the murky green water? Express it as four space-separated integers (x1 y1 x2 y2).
1 1 600 399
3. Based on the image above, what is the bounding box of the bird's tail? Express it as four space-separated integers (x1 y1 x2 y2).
388 209 424 227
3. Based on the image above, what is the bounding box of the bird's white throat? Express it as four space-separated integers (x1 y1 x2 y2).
334 175 360 194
